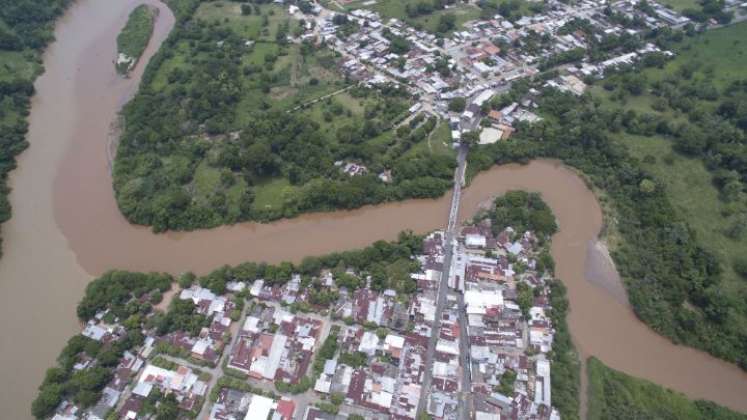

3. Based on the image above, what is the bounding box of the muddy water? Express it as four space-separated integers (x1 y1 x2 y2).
0 1 174 418
0 1 745 419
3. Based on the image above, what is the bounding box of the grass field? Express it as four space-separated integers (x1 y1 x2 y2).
640 23 747 90
252 178 296 212
192 160 248 219
405 121 456 158
116 4 156 74
656 0 700 12
587 357 746 420
195 1 293 41
347 0 481 33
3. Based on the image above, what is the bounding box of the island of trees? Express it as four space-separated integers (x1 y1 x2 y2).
115 4 158 74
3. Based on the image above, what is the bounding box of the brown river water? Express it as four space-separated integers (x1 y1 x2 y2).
0 1 745 419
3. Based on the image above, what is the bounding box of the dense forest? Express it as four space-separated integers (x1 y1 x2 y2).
587 357 747 420
0 0 72 255
113 0 456 232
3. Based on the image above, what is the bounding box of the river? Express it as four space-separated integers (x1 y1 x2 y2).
0 1 745 419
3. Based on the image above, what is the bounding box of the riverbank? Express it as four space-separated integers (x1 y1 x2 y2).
587 357 747 420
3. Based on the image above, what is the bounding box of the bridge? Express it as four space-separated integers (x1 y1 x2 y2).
417 145 472 419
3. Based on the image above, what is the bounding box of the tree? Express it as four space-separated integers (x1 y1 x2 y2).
733 257 747 280
461 130 480 145
449 97 466 113
156 393 179 420
639 179 656 194
436 13 456 33
31 384 63 419
178 272 195 289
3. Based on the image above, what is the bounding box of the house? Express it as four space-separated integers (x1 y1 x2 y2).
275 398 296 420
384 334 405 359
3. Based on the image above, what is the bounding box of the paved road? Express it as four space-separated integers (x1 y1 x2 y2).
416 145 469 418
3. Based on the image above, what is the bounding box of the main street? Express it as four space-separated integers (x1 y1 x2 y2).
417 144 471 419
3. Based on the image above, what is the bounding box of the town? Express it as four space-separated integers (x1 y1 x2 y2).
43 185 570 420
297 0 711 148
33 0 747 420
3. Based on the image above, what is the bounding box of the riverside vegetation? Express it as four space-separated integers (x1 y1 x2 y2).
115 4 157 74
0 0 72 255
469 22 747 373
587 357 747 420
113 0 456 231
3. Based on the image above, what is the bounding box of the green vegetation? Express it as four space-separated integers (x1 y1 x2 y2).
497 369 517 395
33 271 172 419
339 351 368 368
114 1 456 231
115 4 157 74
588 22 747 364
587 357 747 420
348 0 481 34
313 325 340 375
477 0 546 22
658 0 700 12
191 230 424 296
491 190 558 239
468 21 747 371
548 280 580 420
0 0 72 258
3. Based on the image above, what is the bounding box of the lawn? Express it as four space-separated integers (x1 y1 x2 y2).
672 24 747 89
116 4 157 74
587 357 746 420
657 0 700 12
404 121 456 158
252 178 297 212
192 160 248 219
233 43 346 126
348 0 481 33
